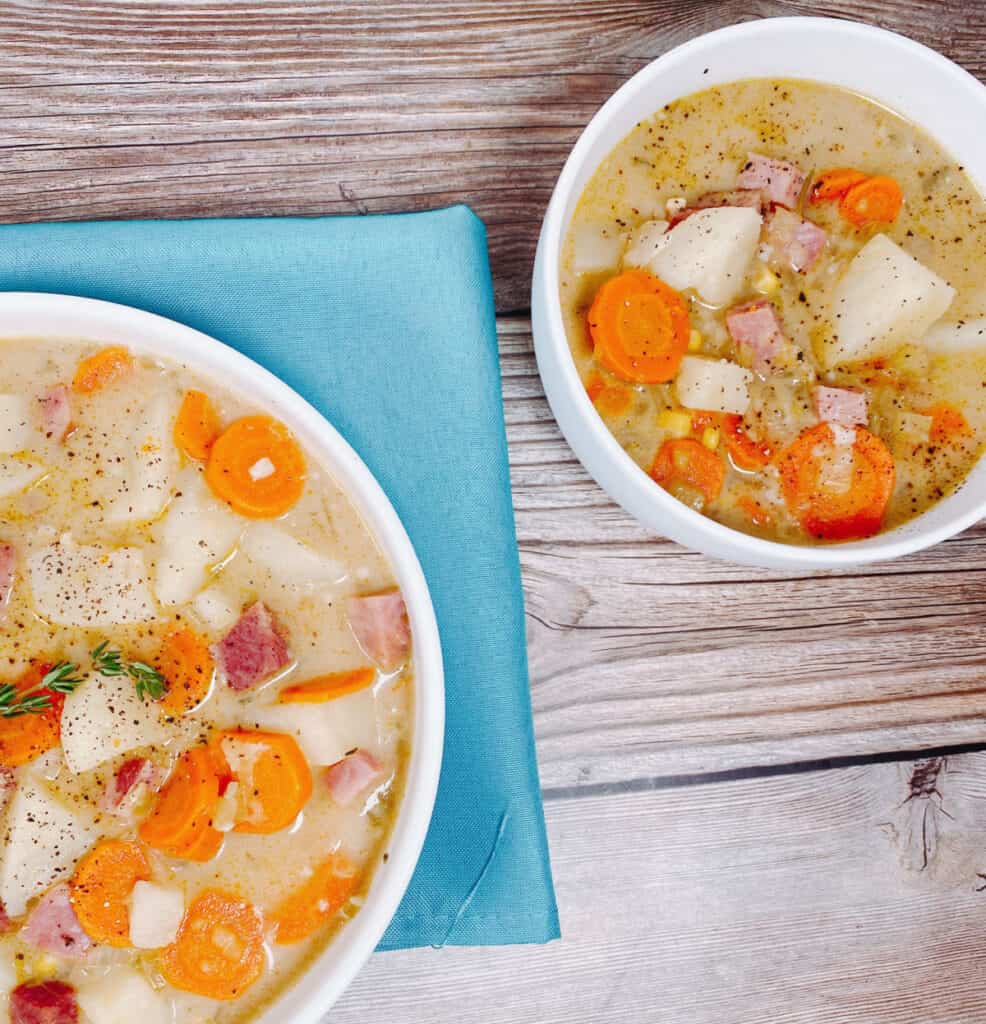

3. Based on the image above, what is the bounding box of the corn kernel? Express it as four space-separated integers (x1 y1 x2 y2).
657 409 692 438
701 427 720 450
32 954 59 981
688 328 703 352
753 264 780 295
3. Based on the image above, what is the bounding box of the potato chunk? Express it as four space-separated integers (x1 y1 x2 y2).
674 356 753 415
824 234 955 367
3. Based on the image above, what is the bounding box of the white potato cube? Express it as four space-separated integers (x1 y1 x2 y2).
825 234 955 367
675 356 753 415
27 535 156 626
256 689 379 766
571 222 626 274
0 396 34 454
622 220 669 269
105 389 179 524
923 316 986 353
60 672 175 774
77 967 170 1024
191 585 241 632
0 779 98 916
0 458 45 499
240 522 345 589
642 207 762 306
153 471 243 606
129 881 185 949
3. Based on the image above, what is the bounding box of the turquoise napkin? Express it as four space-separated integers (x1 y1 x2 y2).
0 207 559 949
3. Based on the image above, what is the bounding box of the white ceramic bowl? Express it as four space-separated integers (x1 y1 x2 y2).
0 292 445 1021
533 16 986 570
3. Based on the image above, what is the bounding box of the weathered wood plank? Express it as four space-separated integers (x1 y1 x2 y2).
0 0 982 311
332 751 986 1023
495 315 986 788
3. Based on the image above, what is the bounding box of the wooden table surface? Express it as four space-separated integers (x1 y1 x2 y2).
6 2 986 1020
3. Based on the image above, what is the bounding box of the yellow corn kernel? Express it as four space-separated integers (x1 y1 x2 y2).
31 954 60 981
688 328 703 352
701 427 720 450
753 264 780 295
657 409 692 438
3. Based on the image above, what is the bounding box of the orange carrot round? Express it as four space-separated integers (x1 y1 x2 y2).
650 438 725 506
160 890 265 1001
809 167 868 203
157 628 215 714
278 667 376 705
776 423 895 540
210 729 312 834
585 373 633 417
737 495 773 529
138 747 223 861
838 175 903 226
270 853 359 945
72 346 134 394
0 663 64 767
205 415 306 518
722 414 772 471
587 270 690 384
174 389 221 461
71 840 151 947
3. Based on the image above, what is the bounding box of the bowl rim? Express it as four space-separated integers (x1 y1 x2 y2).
532 15 986 569
0 291 445 1021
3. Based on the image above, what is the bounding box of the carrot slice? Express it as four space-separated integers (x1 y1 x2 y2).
737 495 773 528
838 175 903 226
924 402 972 444
205 415 306 518
157 628 215 714
210 729 313 834
279 667 376 704
71 839 150 947
722 414 772 471
270 853 359 945
72 346 134 394
650 438 725 505
160 890 265 1001
585 373 633 417
0 662 63 767
776 423 895 540
138 747 223 861
174 390 221 461
587 270 690 384
809 167 868 203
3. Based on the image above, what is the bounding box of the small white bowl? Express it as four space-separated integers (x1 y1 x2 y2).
532 16 986 570
0 292 444 1020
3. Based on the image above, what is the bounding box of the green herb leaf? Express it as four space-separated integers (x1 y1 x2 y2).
91 643 165 702
0 660 83 718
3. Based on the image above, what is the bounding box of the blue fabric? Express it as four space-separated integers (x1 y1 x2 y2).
0 207 559 949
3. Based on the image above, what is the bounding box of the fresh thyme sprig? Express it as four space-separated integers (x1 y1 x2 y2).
0 661 85 718
91 641 166 701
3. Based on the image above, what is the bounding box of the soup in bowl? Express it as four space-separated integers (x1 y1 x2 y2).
532 17 986 568
0 295 443 1024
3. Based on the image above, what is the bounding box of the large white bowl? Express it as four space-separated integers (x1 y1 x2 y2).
0 292 445 1021
532 16 986 570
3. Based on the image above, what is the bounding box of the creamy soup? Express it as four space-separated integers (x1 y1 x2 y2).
561 79 986 543
0 339 412 1023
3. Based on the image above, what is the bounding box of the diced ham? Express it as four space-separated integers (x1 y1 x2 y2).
39 386 72 443
0 541 15 619
215 601 291 691
324 750 384 806
100 757 163 814
726 300 788 374
737 153 805 209
763 207 827 272
814 385 869 427
21 884 92 960
668 188 763 228
346 590 411 672
10 981 79 1024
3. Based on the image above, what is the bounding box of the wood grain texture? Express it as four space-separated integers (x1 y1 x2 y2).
332 751 986 1023
498 315 986 788
0 0 983 311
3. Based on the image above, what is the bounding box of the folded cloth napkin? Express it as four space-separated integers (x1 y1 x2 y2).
0 206 559 948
